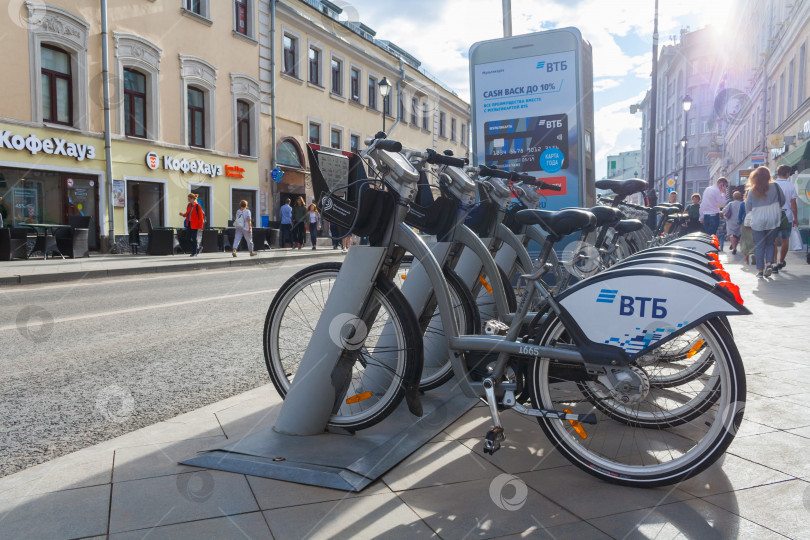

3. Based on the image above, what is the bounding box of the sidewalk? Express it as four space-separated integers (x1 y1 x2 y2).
0 252 808 539
0 244 344 286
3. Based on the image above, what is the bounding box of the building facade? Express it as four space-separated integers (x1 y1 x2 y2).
257 0 471 219
0 1 263 250
636 28 719 206
604 149 643 203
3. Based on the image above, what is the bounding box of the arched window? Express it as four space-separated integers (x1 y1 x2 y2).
277 139 303 168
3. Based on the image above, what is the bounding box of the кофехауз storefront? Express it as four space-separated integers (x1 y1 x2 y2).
0 122 259 252
111 141 258 251
0 123 105 250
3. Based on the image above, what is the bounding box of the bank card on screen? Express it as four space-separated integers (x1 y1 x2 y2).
484 115 569 173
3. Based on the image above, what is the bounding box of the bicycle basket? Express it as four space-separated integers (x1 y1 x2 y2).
404 170 458 240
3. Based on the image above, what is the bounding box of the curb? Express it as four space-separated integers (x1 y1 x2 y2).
0 250 341 286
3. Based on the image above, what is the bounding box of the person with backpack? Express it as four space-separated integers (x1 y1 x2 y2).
232 199 256 257
179 193 204 257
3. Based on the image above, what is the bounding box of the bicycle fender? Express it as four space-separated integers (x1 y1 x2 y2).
664 237 719 255
556 268 748 360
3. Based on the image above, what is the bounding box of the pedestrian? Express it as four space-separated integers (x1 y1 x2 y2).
329 220 342 250
745 166 785 278
232 200 256 257
700 177 729 235
292 196 307 249
306 203 321 250
279 198 292 248
179 193 204 257
668 191 678 204
738 201 755 265
773 164 799 273
685 193 702 233
723 191 744 255
127 214 140 255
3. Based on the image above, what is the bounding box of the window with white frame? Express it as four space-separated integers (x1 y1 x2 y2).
179 55 217 150
461 123 466 146
331 57 343 95
308 46 321 86
451 117 456 141
27 4 90 130
309 122 321 144
368 76 377 109
350 133 359 154
422 102 429 130
350 67 361 102
439 111 446 137
183 0 210 20
231 73 259 156
411 97 418 125
114 33 161 140
234 0 254 38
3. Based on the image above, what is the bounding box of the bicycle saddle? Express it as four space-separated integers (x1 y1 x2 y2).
594 178 648 197
614 219 644 234
653 206 680 216
588 206 625 227
515 209 596 241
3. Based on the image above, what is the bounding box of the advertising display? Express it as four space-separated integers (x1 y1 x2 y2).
470 29 594 210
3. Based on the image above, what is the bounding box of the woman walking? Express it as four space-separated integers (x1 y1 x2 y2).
232 200 256 257
179 193 204 257
306 203 321 250
723 191 744 255
745 166 785 278
292 196 307 249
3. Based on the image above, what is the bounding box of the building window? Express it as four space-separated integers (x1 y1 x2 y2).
779 71 786 124
277 139 303 168
350 134 359 154
41 45 72 125
439 111 446 137
701 118 710 133
309 122 321 144
461 123 466 146
368 76 377 109
796 43 807 107
383 89 392 116
236 100 251 155
411 97 418 125
234 0 249 36
186 0 202 14
451 117 456 141
422 103 429 130
350 67 360 102
330 58 342 95
788 59 796 115
123 68 146 138
283 34 297 77
308 47 320 85
689 118 697 136
330 128 341 149
187 86 205 148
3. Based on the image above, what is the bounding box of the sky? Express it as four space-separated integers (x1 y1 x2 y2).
331 0 734 179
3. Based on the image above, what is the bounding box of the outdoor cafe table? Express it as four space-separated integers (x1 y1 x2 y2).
23 223 70 260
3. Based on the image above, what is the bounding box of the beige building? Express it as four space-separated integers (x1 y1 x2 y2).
257 0 471 219
0 0 261 249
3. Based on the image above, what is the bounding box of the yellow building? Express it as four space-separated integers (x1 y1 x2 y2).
258 0 471 216
0 1 261 250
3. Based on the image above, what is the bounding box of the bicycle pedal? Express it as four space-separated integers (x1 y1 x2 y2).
483 319 509 336
483 426 505 455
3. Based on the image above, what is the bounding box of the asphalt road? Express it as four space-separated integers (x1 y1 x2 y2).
0 256 343 477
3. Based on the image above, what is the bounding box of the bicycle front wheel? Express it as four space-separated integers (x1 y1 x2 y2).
263 262 422 431
530 316 745 487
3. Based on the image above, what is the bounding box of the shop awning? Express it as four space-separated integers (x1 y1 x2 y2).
778 140 810 168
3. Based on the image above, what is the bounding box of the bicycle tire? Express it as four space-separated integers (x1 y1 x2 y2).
529 315 745 487
263 262 422 431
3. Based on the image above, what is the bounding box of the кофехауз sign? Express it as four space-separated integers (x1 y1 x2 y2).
0 129 96 161
145 151 224 178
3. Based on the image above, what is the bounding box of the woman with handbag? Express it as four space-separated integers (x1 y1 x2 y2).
745 166 785 277
291 196 307 249
232 200 256 257
179 193 204 257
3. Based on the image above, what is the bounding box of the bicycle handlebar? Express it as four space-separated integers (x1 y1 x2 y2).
514 174 562 191
478 164 511 179
424 148 468 167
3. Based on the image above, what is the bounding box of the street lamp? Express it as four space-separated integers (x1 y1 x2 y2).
379 77 391 134
680 95 692 208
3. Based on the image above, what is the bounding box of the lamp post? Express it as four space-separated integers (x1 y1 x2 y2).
680 95 692 208
673 172 679 201
379 77 391 134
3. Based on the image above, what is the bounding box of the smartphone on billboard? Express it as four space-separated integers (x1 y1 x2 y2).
469 28 594 210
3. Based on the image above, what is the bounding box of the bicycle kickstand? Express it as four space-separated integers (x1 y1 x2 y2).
482 378 505 455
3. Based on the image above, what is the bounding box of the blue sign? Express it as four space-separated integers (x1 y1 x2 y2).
539 147 564 173
271 168 284 182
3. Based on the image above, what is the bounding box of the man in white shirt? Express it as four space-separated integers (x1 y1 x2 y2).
699 177 729 236
774 164 799 271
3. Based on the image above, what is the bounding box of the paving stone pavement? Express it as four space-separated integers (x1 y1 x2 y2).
0 251 808 539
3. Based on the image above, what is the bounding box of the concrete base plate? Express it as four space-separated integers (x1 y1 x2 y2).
181 387 476 492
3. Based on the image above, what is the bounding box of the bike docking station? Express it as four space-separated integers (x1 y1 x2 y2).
181 144 478 492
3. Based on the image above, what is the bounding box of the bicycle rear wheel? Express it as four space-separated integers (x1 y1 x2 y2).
530 316 745 487
264 262 422 431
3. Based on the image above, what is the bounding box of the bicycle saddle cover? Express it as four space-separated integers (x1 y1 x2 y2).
588 206 625 227
515 209 596 241
614 219 644 234
653 205 680 216
594 178 648 197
